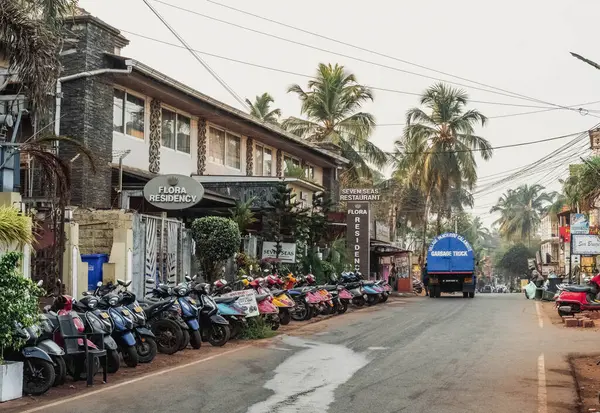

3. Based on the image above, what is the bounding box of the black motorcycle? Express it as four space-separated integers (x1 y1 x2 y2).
190 283 231 347
138 288 186 355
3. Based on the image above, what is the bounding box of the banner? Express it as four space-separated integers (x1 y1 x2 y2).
222 290 260 318
572 234 600 255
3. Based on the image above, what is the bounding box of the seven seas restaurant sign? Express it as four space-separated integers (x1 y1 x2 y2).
342 188 381 277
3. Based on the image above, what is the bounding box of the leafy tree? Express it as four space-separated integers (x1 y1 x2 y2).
262 182 308 259
307 191 335 247
229 196 257 235
0 0 76 112
490 184 554 245
497 243 532 279
283 63 388 181
245 93 281 124
0 252 42 360
191 217 241 282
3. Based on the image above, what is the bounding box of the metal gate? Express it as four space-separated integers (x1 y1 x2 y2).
131 213 192 297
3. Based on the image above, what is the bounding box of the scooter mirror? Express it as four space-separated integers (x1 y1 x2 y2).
82 291 89 296
56 279 62 286
193 274 198 280
117 279 125 285
36 280 43 287
97 281 103 287
185 275 192 282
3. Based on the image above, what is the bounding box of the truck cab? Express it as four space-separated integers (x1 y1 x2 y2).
426 232 476 298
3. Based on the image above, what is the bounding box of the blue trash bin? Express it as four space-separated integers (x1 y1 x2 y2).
81 253 109 292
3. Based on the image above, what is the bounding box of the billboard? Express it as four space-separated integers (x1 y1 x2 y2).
571 213 589 235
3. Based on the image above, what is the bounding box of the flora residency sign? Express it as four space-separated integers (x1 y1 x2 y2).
143 174 205 210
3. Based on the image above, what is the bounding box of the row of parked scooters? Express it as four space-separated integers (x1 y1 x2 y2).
9 271 391 397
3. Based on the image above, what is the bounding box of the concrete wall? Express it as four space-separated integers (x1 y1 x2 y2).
73 208 134 255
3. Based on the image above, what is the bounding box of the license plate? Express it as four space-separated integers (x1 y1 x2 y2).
100 312 109 319
464 277 473 283
188 299 196 305
122 309 130 316
134 306 143 313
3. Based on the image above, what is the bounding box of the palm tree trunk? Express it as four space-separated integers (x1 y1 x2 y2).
420 186 434 264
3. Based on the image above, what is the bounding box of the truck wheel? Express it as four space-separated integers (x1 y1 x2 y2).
469 292 474 298
463 292 468 298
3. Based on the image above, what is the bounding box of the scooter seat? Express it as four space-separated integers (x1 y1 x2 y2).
255 294 269 301
214 296 238 304
564 285 594 293
322 285 338 292
271 289 285 296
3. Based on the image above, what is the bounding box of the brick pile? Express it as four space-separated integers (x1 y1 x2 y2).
562 313 596 328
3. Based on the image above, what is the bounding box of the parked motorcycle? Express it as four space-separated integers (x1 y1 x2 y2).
211 279 248 339
264 275 295 325
556 274 600 316
242 277 280 330
138 290 185 355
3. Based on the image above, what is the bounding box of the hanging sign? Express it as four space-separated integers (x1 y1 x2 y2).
571 214 589 235
261 242 297 263
340 188 381 202
572 234 600 255
143 174 204 210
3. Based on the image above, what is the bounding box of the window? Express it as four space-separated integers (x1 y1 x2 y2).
304 164 315 180
226 133 240 169
113 89 145 139
255 145 273 176
284 155 301 169
208 127 225 165
161 108 191 154
208 127 241 169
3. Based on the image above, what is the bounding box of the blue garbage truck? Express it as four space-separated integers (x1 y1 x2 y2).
426 232 476 298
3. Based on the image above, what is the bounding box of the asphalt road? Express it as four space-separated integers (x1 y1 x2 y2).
18 294 583 413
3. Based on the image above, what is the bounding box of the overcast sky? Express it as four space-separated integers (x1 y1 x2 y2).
80 0 600 227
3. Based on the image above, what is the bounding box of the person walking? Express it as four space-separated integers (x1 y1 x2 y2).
422 261 429 296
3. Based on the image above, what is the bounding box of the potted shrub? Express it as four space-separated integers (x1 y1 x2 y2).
191 217 241 282
0 252 42 402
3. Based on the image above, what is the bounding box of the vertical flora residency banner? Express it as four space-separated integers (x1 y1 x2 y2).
347 202 370 276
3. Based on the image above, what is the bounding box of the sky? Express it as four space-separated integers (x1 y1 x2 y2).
79 0 600 227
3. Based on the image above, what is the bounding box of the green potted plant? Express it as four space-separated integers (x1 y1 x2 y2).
0 252 42 401
191 217 241 282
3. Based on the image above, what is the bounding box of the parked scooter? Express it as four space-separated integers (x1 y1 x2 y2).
211 279 248 339
190 282 231 346
556 274 600 316
264 275 295 325
4 323 57 396
138 294 184 355
242 277 280 330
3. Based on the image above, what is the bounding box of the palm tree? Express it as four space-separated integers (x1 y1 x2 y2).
0 0 76 112
245 93 281 124
395 83 492 255
229 197 258 235
570 52 600 71
283 63 388 181
0 205 33 247
490 184 554 245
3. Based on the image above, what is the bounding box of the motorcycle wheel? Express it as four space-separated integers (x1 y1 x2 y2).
179 329 190 351
152 319 183 355
270 315 280 331
189 329 202 349
136 337 157 363
337 300 349 314
122 345 139 368
23 358 55 396
229 320 241 339
291 300 310 321
106 349 120 373
51 355 66 386
353 297 365 307
279 309 291 325
67 355 100 379
208 324 230 347
366 295 379 306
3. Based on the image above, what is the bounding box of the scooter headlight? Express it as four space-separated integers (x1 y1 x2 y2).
108 296 119 306
86 312 108 333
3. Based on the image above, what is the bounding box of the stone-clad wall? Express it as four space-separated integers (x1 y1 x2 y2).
73 208 133 255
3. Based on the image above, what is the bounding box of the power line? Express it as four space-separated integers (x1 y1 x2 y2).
148 0 600 113
120 30 600 120
141 0 249 110
205 0 600 113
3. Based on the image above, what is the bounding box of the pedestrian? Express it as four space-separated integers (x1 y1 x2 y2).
389 262 397 291
422 262 429 296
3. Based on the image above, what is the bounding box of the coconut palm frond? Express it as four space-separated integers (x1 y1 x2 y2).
0 205 33 247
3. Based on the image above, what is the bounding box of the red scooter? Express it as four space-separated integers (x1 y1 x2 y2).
555 274 600 316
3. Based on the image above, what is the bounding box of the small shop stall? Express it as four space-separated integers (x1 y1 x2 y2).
370 242 412 292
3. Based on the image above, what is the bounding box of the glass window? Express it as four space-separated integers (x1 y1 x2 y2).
208 127 225 164
255 145 264 175
305 165 314 180
124 93 145 139
177 115 191 154
264 148 272 176
113 89 124 133
226 133 241 169
161 108 176 149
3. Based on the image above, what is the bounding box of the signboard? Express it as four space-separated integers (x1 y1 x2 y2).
340 188 381 202
261 242 297 263
222 290 259 318
559 226 571 243
571 214 589 235
374 221 390 242
143 174 204 210
572 234 600 255
527 258 536 270
347 202 370 276
426 233 475 273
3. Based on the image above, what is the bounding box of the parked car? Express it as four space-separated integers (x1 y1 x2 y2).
482 285 493 293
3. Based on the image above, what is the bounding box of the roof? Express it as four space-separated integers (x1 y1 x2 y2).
106 54 349 166
192 175 324 192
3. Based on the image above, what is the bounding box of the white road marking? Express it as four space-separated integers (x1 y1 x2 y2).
314 331 329 336
269 346 292 351
535 301 544 328
367 346 388 351
538 353 548 413
19 345 251 413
